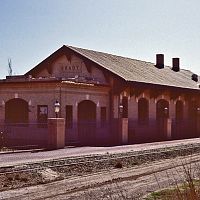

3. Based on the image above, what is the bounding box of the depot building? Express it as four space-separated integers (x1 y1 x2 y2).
0 45 200 146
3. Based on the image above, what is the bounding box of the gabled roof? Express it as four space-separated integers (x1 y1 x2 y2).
26 45 200 90
67 45 200 90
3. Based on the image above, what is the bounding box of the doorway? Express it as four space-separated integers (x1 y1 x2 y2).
78 100 96 145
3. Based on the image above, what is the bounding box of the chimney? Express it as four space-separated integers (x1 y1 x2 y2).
172 58 180 72
156 54 164 69
192 74 198 82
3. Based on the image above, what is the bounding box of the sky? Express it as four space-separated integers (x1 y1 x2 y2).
0 0 200 79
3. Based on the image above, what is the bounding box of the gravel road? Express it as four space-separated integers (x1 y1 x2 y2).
1 153 200 200
1 138 200 168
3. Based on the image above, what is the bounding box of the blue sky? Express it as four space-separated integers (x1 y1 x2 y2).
0 0 200 78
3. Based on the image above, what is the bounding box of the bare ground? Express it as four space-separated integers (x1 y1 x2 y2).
1 153 200 200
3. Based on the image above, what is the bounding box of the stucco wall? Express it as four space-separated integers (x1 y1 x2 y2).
0 82 110 143
36 54 107 84
0 79 199 145
120 90 197 142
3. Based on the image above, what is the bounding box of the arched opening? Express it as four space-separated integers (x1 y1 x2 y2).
5 98 29 124
156 99 169 121
188 100 199 138
78 100 96 145
138 98 149 124
156 99 169 139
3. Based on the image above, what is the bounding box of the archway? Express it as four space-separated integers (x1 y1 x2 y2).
188 100 199 138
156 99 169 139
5 98 29 124
78 100 96 145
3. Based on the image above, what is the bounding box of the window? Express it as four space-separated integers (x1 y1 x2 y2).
138 98 149 124
37 105 48 127
156 99 169 121
66 105 73 129
5 98 29 125
101 107 107 127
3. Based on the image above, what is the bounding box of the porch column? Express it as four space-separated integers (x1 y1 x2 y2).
73 102 78 141
149 98 156 121
118 96 129 144
169 100 175 120
0 103 5 124
28 104 35 123
48 118 65 149
163 118 172 140
119 118 128 144
197 107 200 136
167 100 175 140
96 102 101 128
113 95 119 119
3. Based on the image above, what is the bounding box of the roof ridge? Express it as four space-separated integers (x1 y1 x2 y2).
66 45 197 75
66 45 155 65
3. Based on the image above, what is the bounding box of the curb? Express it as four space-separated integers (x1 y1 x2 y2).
0 148 44 155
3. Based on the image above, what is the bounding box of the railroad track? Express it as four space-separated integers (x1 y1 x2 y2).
2 146 200 199
1 142 200 176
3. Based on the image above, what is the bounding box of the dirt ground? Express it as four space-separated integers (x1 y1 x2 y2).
1 153 200 200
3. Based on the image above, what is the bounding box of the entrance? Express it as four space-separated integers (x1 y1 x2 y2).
188 101 199 138
78 100 96 145
156 99 169 139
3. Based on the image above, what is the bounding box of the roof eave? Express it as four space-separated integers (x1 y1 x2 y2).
127 80 200 93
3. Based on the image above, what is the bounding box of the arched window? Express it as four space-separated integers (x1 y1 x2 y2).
156 99 169 122
187 100 200 138
5 98 29 124
138 98 149 124
176 100 184 122
78 100 96 122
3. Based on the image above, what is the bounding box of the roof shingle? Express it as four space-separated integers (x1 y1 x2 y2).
67 45 200 90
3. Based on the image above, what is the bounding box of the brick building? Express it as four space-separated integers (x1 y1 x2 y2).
0 45 200 146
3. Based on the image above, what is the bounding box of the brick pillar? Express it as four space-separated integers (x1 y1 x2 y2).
168 100 175 140
0 106 5 124
197 113 200 136
183 101 189 121
28 105 35 123
48 118 65 149
113 95 119 119
119 118 128 144
96 103 101 128
169 100 175 120
164 118 172 139
131 96 138 121
149 98 156 120
73 102 78 141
